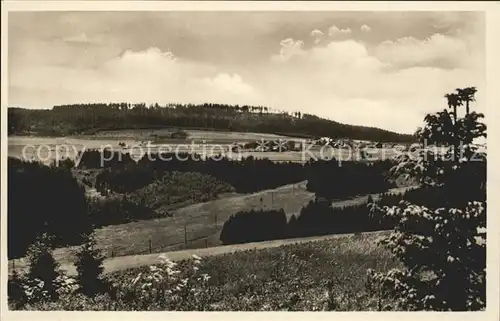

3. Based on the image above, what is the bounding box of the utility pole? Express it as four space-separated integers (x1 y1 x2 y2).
201 175 204 202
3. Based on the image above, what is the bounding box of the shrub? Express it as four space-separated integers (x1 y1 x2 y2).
88 196 157 227
24 233 62 302
367 201 485 310
305 159 396 200
128 171 235 209
220 209 288 244
289 197 383 237
95 165 156 194
108 254 211 310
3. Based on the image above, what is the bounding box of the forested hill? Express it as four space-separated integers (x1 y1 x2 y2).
8 103 414 142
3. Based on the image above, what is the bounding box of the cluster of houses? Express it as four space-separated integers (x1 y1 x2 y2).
118 141 150 149
316 137 407 150
230 140 304 152
230 137 409 153
114 137 411 154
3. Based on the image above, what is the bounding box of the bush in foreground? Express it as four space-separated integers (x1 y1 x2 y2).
367 202 485 310
24 233 62 301
8 233 79 308
366 87 486 311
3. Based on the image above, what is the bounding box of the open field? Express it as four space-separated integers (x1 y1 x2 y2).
8 128 300 148
8 183 414 274
8 134 402 165
89 128 303 143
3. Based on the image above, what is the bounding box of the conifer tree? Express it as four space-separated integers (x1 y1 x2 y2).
25 232 61 301
74 232 105 296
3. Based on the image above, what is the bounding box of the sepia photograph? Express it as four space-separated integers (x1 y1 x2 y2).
1 2 497 315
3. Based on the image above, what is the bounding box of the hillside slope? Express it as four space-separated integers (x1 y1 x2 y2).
8 104 414 142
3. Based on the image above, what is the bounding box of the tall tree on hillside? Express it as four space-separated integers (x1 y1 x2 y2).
367 87 486 311
75 232 105 297
456 87 477 116
444 93 462 123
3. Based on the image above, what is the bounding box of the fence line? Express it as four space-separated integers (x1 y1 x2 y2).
107 223 220 258
105 183 303 258
8 183 304 268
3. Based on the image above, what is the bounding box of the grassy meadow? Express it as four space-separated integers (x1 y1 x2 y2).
8 128 402 165
19 231 400 311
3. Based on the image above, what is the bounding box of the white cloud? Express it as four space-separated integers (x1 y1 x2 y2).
10 47 258 107
262 33 484 133
310 29 324 44
202 73 255 96
360 24 372 33
374 33 473 69
272 38 305 62
309 40 377 68
328 25 352 36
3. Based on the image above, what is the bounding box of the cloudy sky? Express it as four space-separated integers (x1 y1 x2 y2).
8 11 484 134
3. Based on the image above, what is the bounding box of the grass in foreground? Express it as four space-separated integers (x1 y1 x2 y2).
18 232 399 311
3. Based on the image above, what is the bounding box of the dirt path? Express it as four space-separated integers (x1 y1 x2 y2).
10 231 389 276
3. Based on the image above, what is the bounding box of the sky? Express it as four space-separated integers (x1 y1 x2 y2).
8 11 485 134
